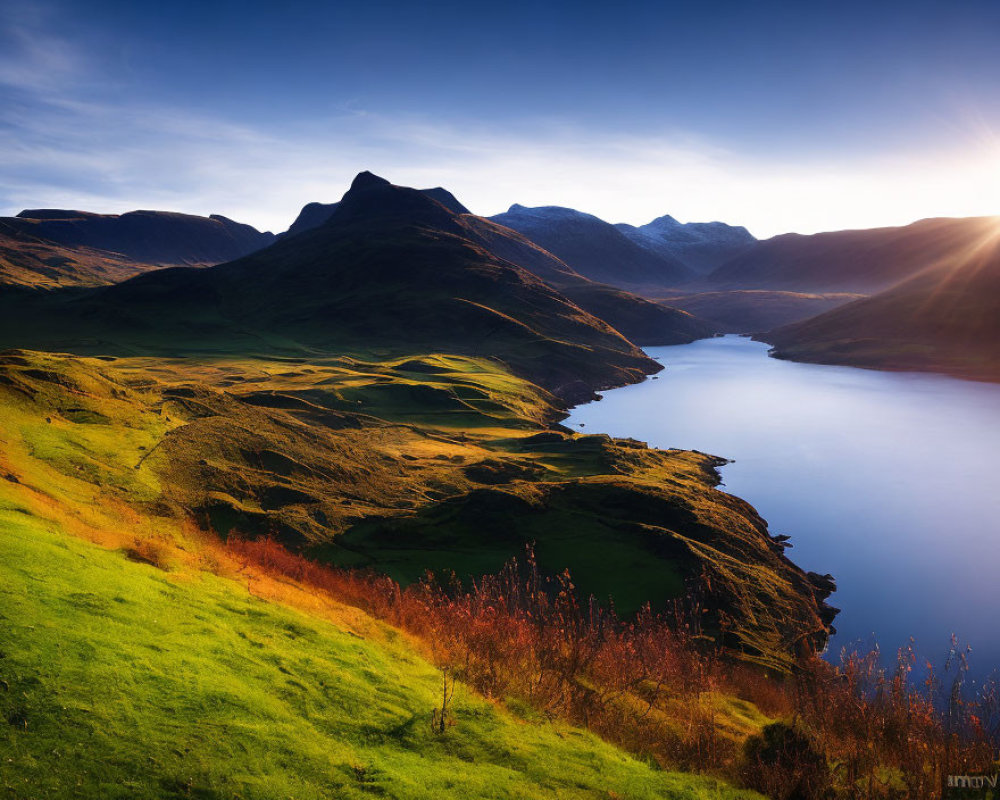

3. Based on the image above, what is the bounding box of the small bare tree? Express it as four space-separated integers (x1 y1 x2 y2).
431 666 456 735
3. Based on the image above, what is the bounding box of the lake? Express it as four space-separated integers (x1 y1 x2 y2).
567 335 1000 678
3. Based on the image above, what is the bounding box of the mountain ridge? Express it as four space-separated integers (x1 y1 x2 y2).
0 208 276 288
489 203 694 289
0 173 667 404
708 215 1000 293
616 214 756 274
762 224 1000 381
283 184 470 238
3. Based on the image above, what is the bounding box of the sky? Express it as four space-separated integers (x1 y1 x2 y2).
2 0 1000 238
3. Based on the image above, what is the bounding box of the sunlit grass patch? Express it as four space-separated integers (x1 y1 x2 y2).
0 505 759 799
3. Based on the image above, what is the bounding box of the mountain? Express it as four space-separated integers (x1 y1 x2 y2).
763 224 1000 381
489 204 694 289
285 187 713 345
283 186 470 237
455 214 712 344
0 209 275 288
0 219 148 288
0 173 661 403
708 216 1000 293
616 214 756 274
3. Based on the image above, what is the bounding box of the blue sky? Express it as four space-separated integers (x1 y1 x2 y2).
2 0 999 237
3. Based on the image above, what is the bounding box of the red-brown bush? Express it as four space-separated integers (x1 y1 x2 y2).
226 536 998 798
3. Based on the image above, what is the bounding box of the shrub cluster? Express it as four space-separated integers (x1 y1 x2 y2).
227 536 999 799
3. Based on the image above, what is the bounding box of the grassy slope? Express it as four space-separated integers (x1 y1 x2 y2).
0 348 763 798
0 226 152 288
0 349 833 670
0 494 762 799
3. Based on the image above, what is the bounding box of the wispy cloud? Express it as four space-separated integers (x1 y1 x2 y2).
0 8 998 239
0 2 92 95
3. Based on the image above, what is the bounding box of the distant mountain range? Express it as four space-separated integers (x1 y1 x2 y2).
707 216 1000 293
489 204 694 288
763 224 1000 381
616 214 755 274
0 209 275 288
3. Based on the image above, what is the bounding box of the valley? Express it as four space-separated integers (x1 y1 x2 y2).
5 3 1000 797
1 171 997 799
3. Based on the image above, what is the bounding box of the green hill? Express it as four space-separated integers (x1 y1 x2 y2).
0 489 760 800
0 347 835 669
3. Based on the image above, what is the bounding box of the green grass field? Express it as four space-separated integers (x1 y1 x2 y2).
0 497 762 800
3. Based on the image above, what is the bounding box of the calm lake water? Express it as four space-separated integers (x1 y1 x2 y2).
567 335 1000 676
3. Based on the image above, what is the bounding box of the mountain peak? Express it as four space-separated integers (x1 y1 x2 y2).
327 172 458 230
349 171 392 191
647 214 681 230
491 204 693 287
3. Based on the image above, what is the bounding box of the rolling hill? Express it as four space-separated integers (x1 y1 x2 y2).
0 430 760 800
763 223 1000 381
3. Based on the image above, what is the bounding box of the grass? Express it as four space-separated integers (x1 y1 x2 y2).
0 497 761 799
0 347 835 671
0 230 152 289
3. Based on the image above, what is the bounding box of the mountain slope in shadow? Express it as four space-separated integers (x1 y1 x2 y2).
763 223 1000 381
284 186 714 345
490 204 694 289
617 214 755 275
709 216 1000 293
0 209 275 288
